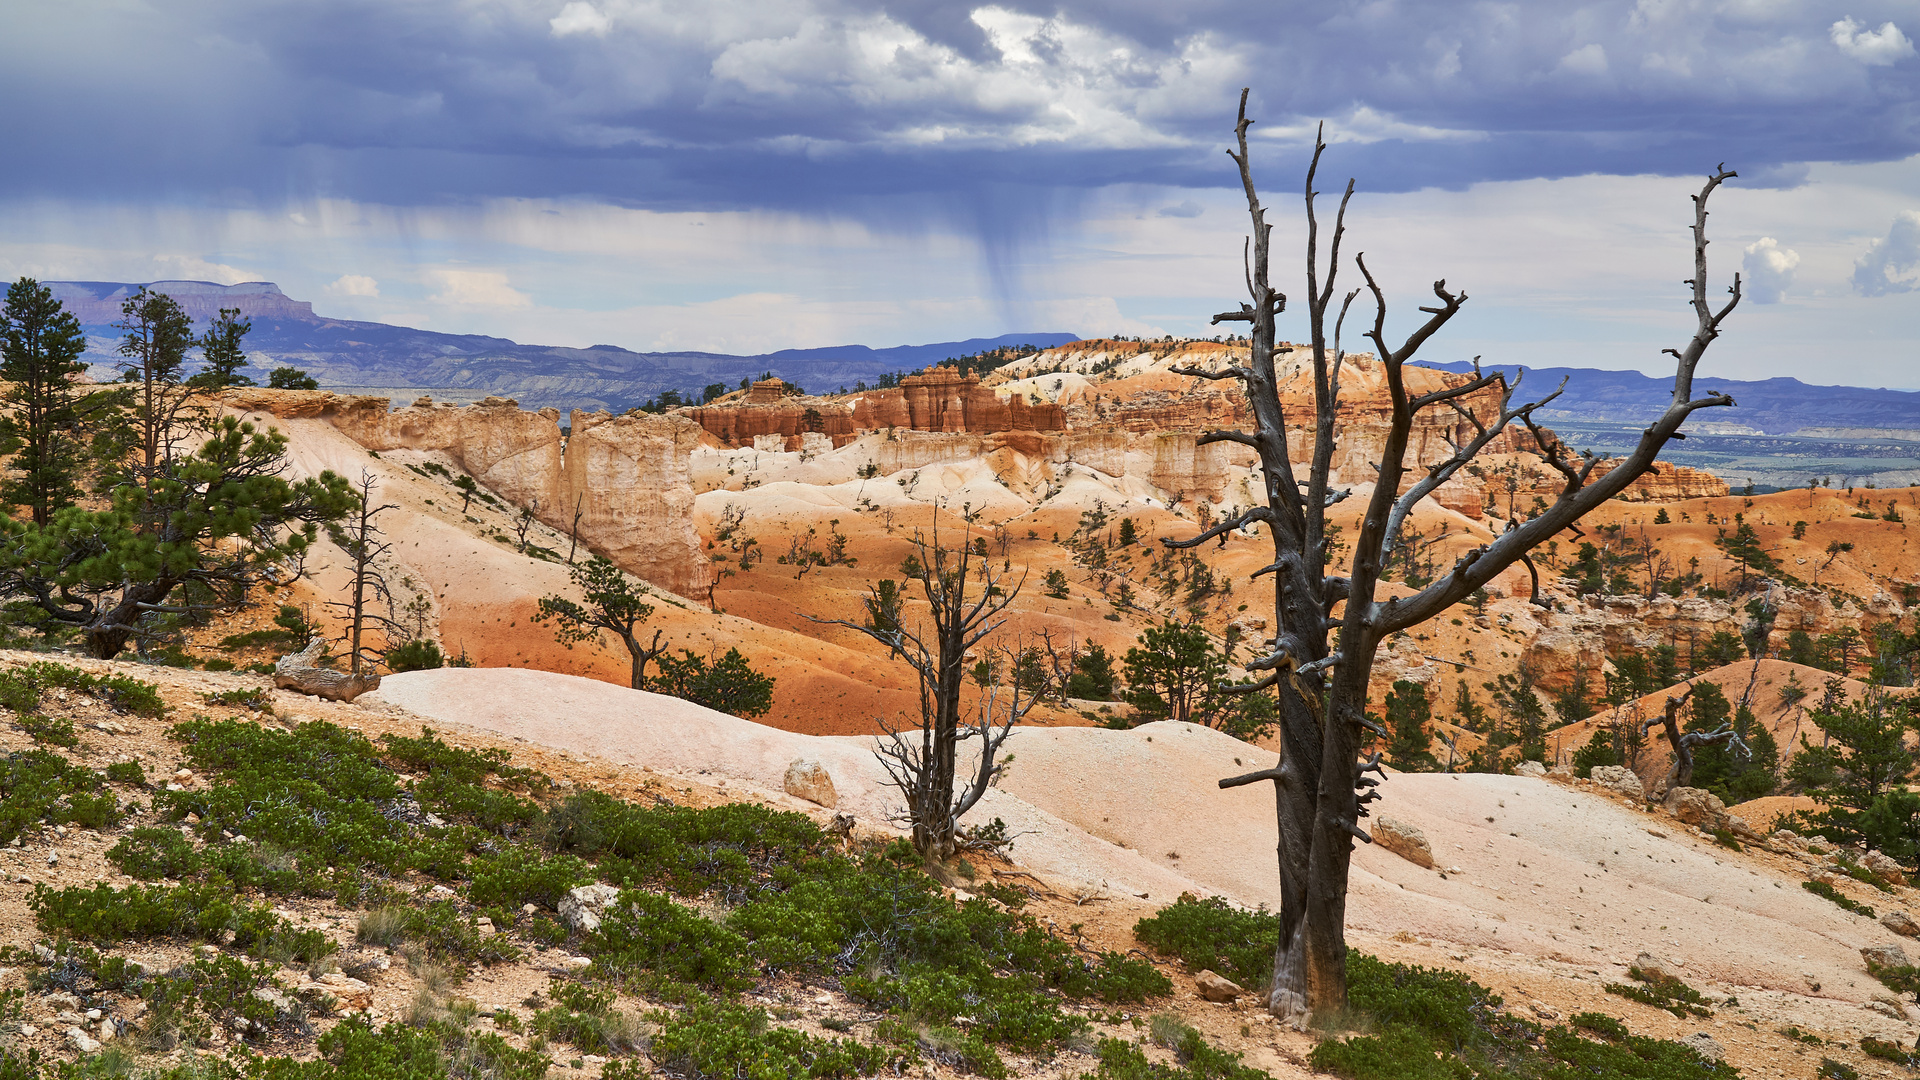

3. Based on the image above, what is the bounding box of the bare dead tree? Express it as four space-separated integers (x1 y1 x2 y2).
819 505 1033 859
567 494 585 564
513 499 539 553
1190 90 1742 1022
324 471 400 677
1641 683 1751 792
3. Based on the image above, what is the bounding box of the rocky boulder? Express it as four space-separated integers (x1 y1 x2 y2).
783 759 838 808
1862 942 1910 971
1864 850 1908 886
558 883 623 934
1662 787 1729 831
1590 765 1646 800
1882 910 1920 938
1514 760 1548 778
1373 816 1436 870
1194 970 1244 1003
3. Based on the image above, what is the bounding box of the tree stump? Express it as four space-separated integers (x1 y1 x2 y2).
273 639 380 701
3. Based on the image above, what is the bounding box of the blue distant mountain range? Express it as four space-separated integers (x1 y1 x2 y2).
1414 360 1920 438
48 280 1079 413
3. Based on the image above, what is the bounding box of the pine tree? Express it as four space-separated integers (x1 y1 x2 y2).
114 287 195 477
1786 691 1917 852
187 307 256 388
0 279 120 524
1684 682 1779 803
1382 680 1438 771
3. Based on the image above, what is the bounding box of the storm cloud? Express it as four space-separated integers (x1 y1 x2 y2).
4 0 1915 217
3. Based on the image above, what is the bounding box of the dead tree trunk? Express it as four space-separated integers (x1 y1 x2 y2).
1184 90 1744 1022
1643 683 1750 793
821 505 1037 860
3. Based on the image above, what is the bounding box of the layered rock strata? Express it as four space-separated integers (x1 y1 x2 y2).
222 389 709 598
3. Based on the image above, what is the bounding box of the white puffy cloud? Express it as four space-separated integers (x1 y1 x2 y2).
149 255 249 283
1556 43 1610 76
325 274 380 297
1740 237 1799 304
1852 210 1920 296
549 2 611 38
1830 17 1915 65
427 269 532 308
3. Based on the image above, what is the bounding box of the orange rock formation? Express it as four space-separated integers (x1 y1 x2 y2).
222 389 709 598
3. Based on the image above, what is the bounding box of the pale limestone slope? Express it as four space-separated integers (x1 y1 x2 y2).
369 666 1917 1028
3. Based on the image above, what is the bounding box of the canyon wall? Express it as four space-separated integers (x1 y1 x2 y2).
222 390 709 598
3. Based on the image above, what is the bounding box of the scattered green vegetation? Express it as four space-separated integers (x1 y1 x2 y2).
1314 952 1736 1080
1603 965 1713 1019
30 881 337 963
1861 1035 1917 1065
203 687 275 713
1079 1016 1269 1080
1779 1025 1824 1045
0 748 122 842
1803 879 1876 917
1819 1057 1861 1080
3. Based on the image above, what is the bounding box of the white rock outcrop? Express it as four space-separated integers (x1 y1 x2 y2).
558 883 624 934
784 759 838 808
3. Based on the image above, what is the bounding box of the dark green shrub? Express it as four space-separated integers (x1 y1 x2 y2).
0 750 110 844
105 760 147 786
385 639 445 672
1311 950 1737 1080
649 997 894 1080
16 714 75 746
29 881 336 962
586 890 756 994
1819 1058 1860 1080
466 847 594 911
1603 966 1712 1019
531 982 646 1054
1803 879 1874 917
63 790 120 829
0 662 167 717
107 827 200 879
1079 1019 1271 1080
1133 894 1277 990
1861 1036 1915 1064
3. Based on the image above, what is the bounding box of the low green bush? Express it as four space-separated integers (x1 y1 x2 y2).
104 759 147 786
0 661 166 718
1603 966 1712 1019
0 749 114 843
1133 894 1277 991
1803 879 1874 917
587 890 757 994
1861 1036 1915 1064
531 982 646 1054
16 714 76 746
1078 1016 1270 1080
649 996 895 1080
106 827 200 880
466 847 594 910
1309 950 1736 1080
30 881 335 962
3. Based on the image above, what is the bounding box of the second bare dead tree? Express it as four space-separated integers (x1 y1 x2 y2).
1189 90 1744 1021
826 507 1041 859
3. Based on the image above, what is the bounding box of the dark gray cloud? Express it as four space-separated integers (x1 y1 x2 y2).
2 0 1915 220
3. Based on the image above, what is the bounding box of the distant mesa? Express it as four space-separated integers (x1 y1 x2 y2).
46 278 1078 416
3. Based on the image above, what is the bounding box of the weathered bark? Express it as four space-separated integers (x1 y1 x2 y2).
1182 91 1743 1022
275 637 381 701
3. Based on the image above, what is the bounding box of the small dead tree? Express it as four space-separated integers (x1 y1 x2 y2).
1191 90 1743 1022
1642 682 1751 793
822 507 1035 859
323 471 399 677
